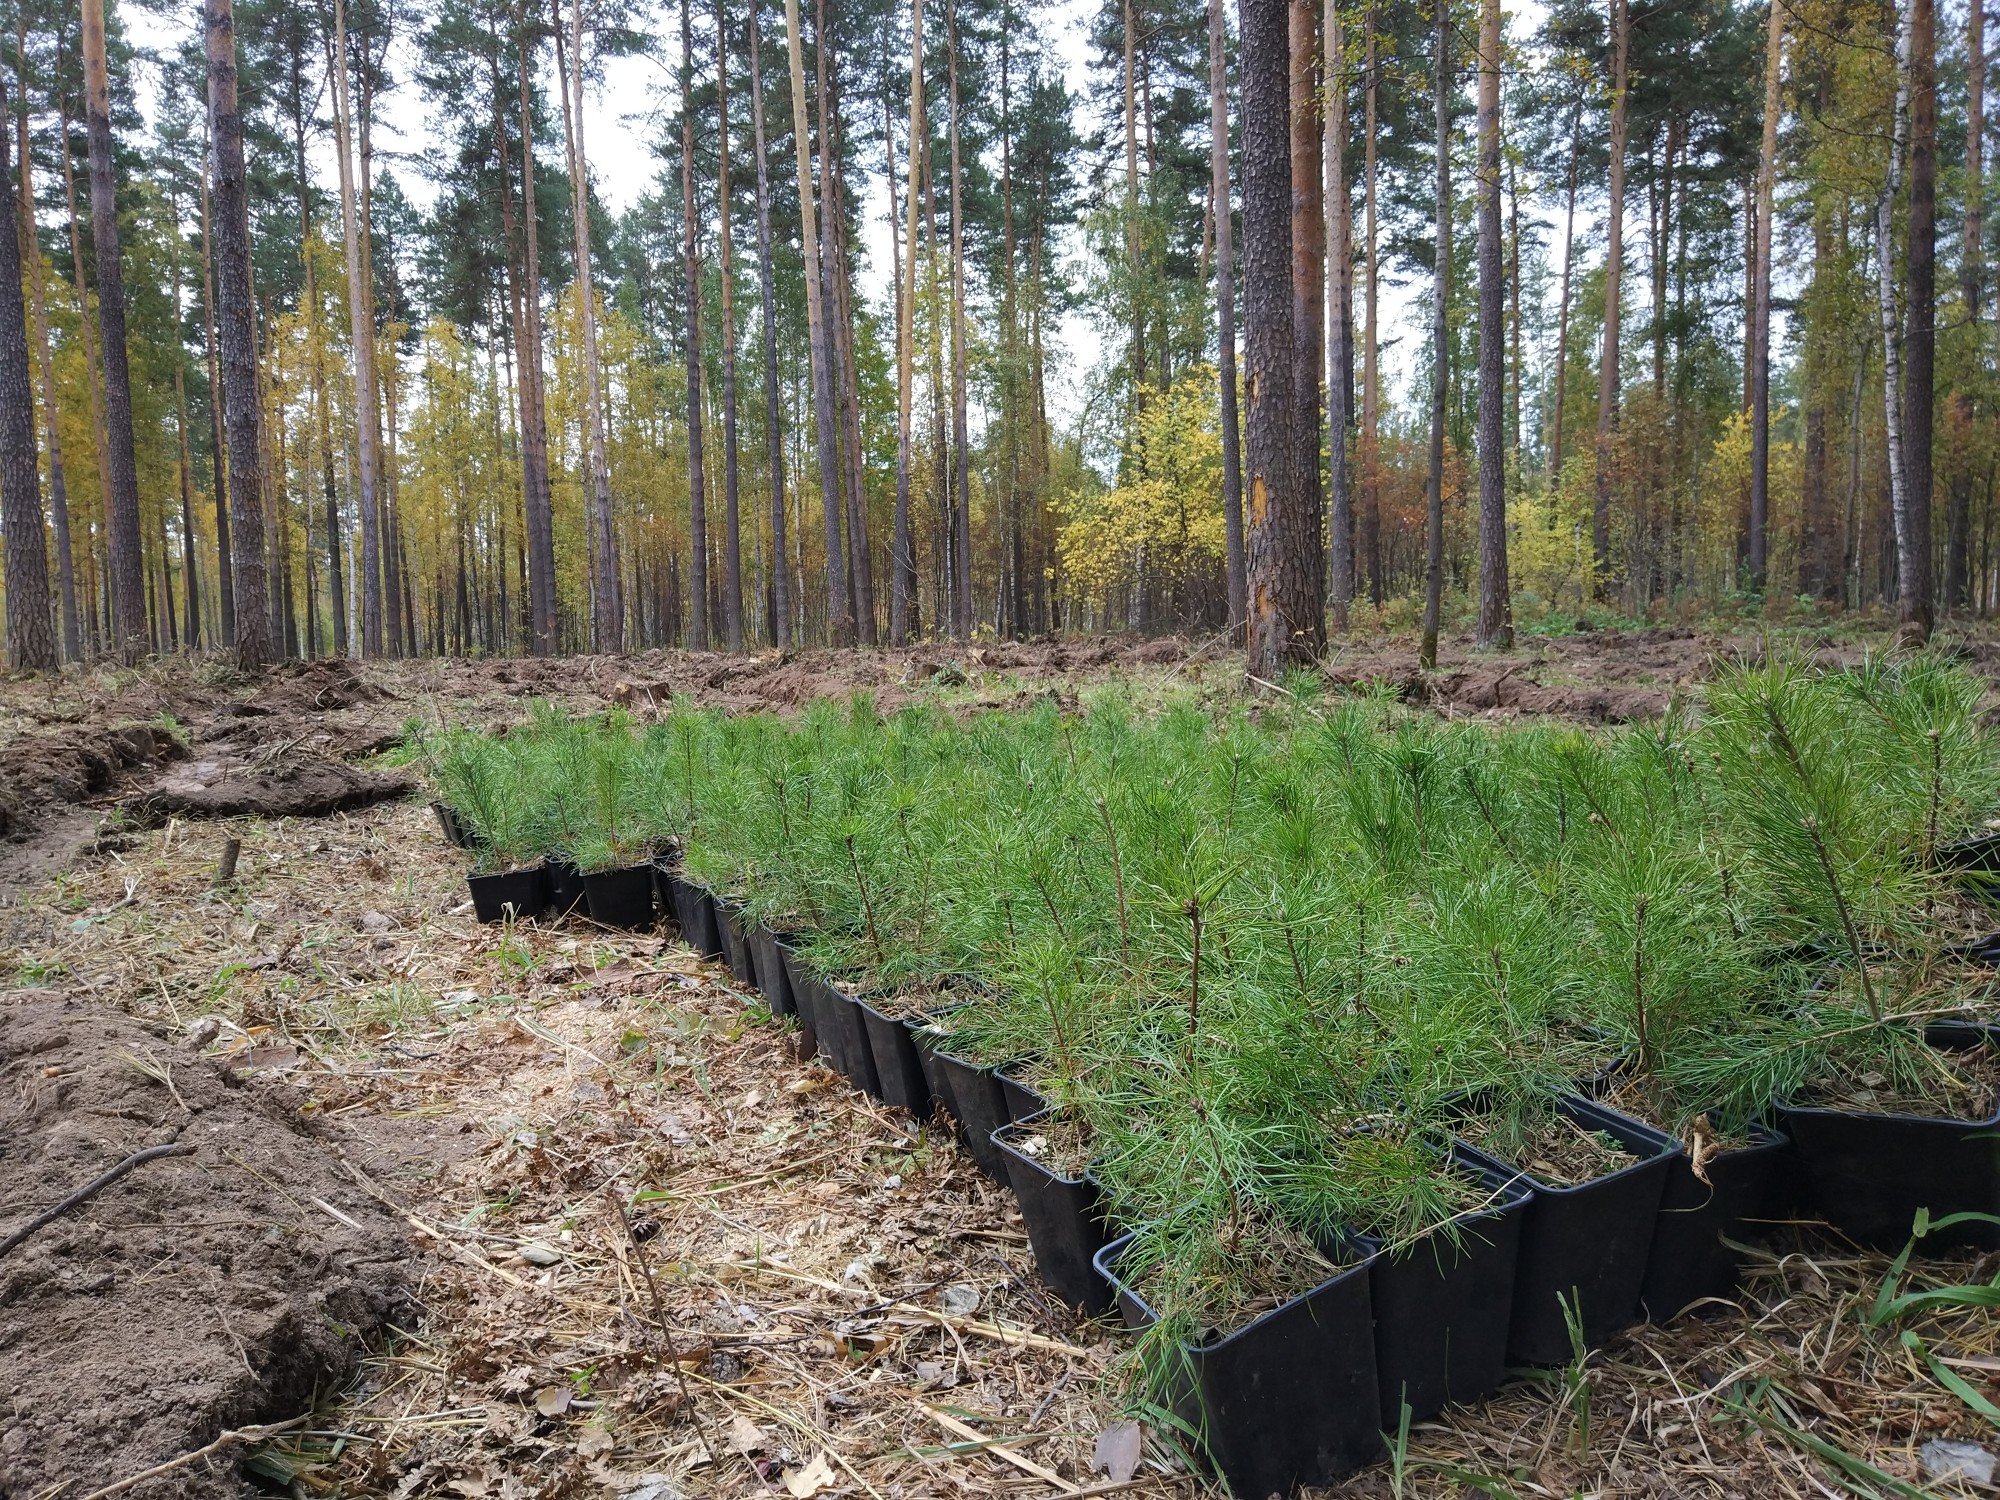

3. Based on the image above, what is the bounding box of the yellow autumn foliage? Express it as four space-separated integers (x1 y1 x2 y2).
1056 371 1227 618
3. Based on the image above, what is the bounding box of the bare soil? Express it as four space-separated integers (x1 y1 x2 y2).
0 991 415 1499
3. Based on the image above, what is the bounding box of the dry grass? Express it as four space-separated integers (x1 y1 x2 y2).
3 796 1997 1499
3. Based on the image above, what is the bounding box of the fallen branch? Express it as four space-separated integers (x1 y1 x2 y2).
75 1416 307 1500
0 1142 196 1262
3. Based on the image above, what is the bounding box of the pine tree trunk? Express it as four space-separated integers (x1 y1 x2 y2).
891 0 922 643
1548 102 1580 482
1419 0 1449 670
1592 0 1629 595
80 0 147 659
1324 0 1352 631
57 78 111 655
748 2 791 649
1877 4 1913 623
680 0 711 651
292 40 347 658
204 0 273 667
1748 0 1783 592
175 367 201 647
1123 0 1146 409
716 0 745 651
1902 0 1936 638
1474 0 1510 647
1289 0 1324 641
1209 0 1247 631
198 163 235 647
1359 5 1382 605
782 0 851 643
168 235 203 651
1950 0 1982 609
1802 204 1833 597
357 39 403 657
1241 0 1311 677
511 29 560 655
818 12 876 644
555 0 623 650
947 0 973 640
12 52 80 661
0 72 54 669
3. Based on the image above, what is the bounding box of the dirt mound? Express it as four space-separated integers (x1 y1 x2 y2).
0 721 184 839
246 657 390 716
127 753 416 825
0 992 413 1500
1320 628 1719 721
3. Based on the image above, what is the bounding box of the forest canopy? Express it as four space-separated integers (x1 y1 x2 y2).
0 0 1978 669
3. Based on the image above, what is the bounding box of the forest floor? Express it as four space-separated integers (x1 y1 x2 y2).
2 624 1998 1500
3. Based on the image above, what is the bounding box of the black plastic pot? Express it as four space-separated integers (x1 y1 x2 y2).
432 801 477 848
544 857 587 917
931 1050 1012 1180
1366 1147 1532 1424
657 864 724 960
910 1019 961 1127
1936 832 2000 874
1637 1119 1790 1322
1454 1094 1679 1365
713 898 760 987
998 1063 1051 1123
749 926 800 1016
784 958 882 1097
1946 931 2000 967
1777 1020 2000 1251
468 865 549 923
858 999 932 1116
771 940 820 1054
583 864 656 928
1095 1233 1384 1495
994 1109 1112 1315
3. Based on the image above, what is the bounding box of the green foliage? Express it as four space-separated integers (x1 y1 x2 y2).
416 652 2000 1392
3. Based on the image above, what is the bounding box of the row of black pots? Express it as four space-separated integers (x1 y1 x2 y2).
1093 1144 1533 1498
1576 1022 2000 1259
625 891 1125 1320
465 858 658 929
1085 1092 1786 1497
534 860 2000 1495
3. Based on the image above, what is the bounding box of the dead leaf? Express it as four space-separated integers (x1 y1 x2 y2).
1094 1420 1143 1483
533 1384 572 1417
783 1454 837 1498
727 1414 768 1454
576 1415 615 1457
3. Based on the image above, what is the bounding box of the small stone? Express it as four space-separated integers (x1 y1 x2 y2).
360 911 394 933
518 1241 563 1267
1921 1439 1996 1487
940 1283 981 1316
